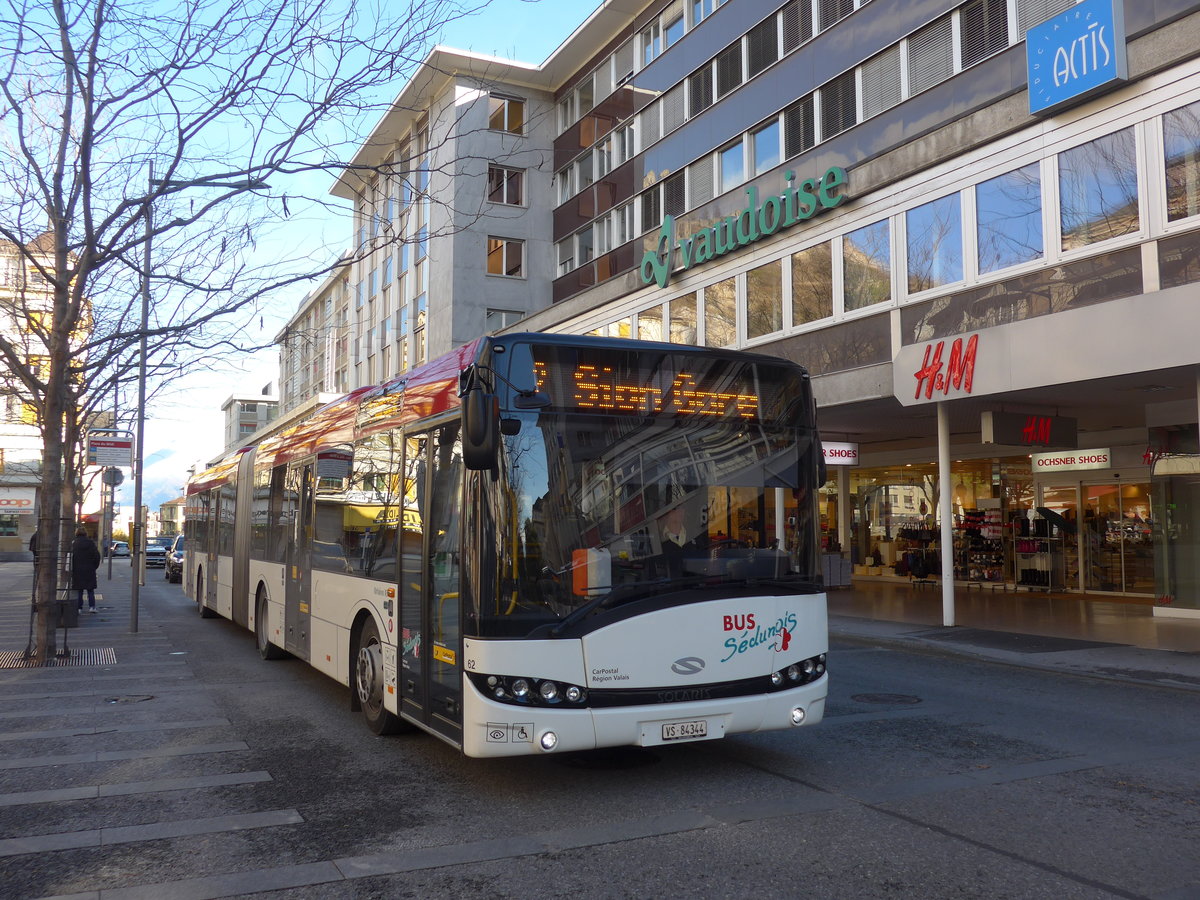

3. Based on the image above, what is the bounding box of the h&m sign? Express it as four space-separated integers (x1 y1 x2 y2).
981 411 1078 448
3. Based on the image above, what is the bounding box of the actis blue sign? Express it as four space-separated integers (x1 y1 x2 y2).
1026 0 1127 116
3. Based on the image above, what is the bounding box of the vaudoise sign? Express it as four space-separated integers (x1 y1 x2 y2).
640 166 848 289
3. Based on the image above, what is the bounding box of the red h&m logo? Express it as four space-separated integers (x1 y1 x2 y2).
1022 416 1052 445
914 335 978 400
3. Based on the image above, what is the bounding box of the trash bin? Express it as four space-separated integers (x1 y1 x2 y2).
54 589 79 629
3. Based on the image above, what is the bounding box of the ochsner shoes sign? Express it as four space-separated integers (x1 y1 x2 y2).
640 166 848 288
1031 449 1111 472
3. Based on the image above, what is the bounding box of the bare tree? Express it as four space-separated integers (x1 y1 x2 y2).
0 0 490 662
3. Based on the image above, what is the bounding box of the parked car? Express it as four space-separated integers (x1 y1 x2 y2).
110 541 130 558
165 534 185 583
144 535 173 568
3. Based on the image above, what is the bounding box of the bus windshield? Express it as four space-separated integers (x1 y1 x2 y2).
472 342 822 638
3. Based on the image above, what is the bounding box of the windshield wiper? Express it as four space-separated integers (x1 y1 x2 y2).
550 577 705 636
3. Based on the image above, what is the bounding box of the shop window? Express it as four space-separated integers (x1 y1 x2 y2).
1059 127 1139 251
1164 100 1200 222
906 194 963 293
486 237 524 277
638 305 663 341
704 277 737 347
977 163 1043 273
751 120 780 176
843 221 891 311
488 95 525 134
747 260 782 338
669 293 697 343
792 242 833 325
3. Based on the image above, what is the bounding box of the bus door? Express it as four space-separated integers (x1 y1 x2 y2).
284 463 313 661
399 425 464 744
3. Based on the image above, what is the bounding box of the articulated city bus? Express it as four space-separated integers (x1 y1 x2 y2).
185 333 828 757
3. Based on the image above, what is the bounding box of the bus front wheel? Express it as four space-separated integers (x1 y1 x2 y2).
355 618 402 735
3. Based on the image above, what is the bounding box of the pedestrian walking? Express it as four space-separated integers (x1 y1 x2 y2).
70 528 101 613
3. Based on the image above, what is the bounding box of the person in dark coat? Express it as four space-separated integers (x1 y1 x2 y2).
70 528 101 613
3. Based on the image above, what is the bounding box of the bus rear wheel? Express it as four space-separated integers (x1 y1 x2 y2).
196 570 217 618
355 619 402 735
256 593 286 660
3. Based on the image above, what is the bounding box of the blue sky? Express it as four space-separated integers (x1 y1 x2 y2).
121 0 596 515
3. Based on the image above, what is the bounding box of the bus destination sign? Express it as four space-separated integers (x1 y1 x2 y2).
535 361 758 419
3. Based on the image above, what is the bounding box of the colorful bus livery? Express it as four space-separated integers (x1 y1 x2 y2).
186 333 829 757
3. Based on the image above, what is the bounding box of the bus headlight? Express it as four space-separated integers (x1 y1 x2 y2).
565 685 584 703
511 679 530 699
468 673 589 708
539 680 559 703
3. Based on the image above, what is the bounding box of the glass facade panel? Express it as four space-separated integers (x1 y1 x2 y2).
1059 127 1139 251
720 141 744 191
791 242 833 325
638 305 663 341
1159 228 1200 289
775 312 889 376
752 120 780 176
1164 100 1200 222
704 277 736 346
977 163 1042 273
906 194 962 292
669 293 697 343
746 260 782 338
843 221 891 311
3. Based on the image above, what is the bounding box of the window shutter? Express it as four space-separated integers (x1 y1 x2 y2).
640 101 661 147
642 188 662 232
818 0 854 32
689 157 713 207
746 16 779 78
861 45 901 118
614 39 635 85
1016 0 1077 34
663 171 687 217
781 0 812 53
662 83 686 134
595 60 614 103
689 67 714 116
960 0 1009 69
820 70 857 139
716 43 743 98
907 14 954 95
783 95 815 157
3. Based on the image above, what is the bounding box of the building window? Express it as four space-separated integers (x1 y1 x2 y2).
670 292 698 343
487 166 524 205
383 256 393 285
818 0 853 32
1059 126 1139 252
716 42 742 98
906 194 963 292
642 188 662 233
663 171 687 217
664 1 685 47
689 67 714 116
642 21 662 67
486 308 524 331
576 151 594 190
782 0 811 51
792 242 833 325
488 94 525 134
1165 100 1200 222
977 163 1042 273
783 95 815 158
719 139 744 191
747 260 782 338
820 70 856 139
577 225 594 265
486 237 524 277
959 0 1008 69
704 277 737 347
751 120 780 176
746 16 778 79
557 238 574 276
843 221 891 311
577 74 594 117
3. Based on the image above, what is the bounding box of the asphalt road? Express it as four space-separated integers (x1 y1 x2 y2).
1 565 1197 899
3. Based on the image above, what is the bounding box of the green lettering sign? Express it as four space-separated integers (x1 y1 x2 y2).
640 165 848 288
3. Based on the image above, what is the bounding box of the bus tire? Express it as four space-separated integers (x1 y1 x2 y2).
197 570 217 619
256 592 286 660
355 618 402 735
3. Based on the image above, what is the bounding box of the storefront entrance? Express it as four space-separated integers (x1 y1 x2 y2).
1041 481 1154 595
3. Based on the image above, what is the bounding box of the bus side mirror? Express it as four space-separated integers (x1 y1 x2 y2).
462 388 500 470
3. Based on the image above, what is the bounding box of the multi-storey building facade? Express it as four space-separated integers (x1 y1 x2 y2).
276 260 353 417
220 390 279 452
327 0 1200 617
